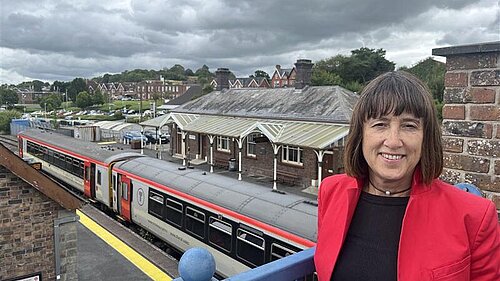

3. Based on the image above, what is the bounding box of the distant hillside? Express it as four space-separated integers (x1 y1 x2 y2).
91 64 215 85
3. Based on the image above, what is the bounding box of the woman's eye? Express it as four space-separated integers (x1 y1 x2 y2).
403 123 418 129
372 123 386 128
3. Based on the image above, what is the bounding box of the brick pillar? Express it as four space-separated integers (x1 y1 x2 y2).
433 41 500 210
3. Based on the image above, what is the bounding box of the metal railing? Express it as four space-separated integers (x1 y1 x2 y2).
173 247 316 281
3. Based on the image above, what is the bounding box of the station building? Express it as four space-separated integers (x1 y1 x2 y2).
142 59 359 191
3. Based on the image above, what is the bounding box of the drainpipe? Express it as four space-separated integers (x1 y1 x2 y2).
54 213 80 280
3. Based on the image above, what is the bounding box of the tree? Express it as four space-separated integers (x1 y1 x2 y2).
311 47 395 90
339 48 395 84
0 86 19 106
202 84 214 95
51 80 69 93
251 70 270 79
75 91 93 108
405 57 446 102
91 90 105 106
32 80 46 92
311 68 342 86
67 78 87 102
39 93 63 111
195 65 214 85
0 110 21 133
184 68 194 76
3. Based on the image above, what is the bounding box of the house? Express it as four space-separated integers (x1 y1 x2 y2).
270 64 296 88
162 59 358 191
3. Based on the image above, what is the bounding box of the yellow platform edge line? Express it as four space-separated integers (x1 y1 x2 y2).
76 209 172 281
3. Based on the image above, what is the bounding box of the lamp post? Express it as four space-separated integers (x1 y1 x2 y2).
44 102 47 119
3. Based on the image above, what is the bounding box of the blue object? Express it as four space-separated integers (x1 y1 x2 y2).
454 183 483 197
223 247 316 281
176 247 216 281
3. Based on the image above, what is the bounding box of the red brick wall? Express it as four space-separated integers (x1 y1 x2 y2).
0 166 64 280
438 47 500 210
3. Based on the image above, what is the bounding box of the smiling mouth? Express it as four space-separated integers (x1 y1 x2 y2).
381 153 403 160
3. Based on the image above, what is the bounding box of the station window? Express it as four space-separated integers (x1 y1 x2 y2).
246 134 257 157
209 217 232 253
166 199 183 227
148 190 164 218
185 207 205 239
236 228 265 266
271 243 296 261
217 136 230 152
281 145 303 166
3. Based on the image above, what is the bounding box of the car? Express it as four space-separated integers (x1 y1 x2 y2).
123 131 147 144
143 130 170 144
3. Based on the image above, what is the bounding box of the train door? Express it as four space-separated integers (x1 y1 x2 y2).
18 137 23 157
111 172 118 212
119 175 132 222
83 161 96 198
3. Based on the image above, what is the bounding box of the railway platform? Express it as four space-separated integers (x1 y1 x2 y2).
77 204 178 280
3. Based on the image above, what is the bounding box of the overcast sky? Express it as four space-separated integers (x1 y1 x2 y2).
0 0 498 85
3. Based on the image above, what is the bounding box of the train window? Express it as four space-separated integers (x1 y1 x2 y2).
185 207 205 239
148 190 164 218
166 199 183 227
271 243 296 261
85 166 90 181
46 149 52 163
112 175 117 190
236 229 265 266
97 170 102 185
73 159 80 175
121 182 128 200
208 217 232 253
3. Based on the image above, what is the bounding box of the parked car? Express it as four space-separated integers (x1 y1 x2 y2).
143 130 170 144
123 131 147 144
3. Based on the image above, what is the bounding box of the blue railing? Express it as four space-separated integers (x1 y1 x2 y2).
172 247 315 281
173 183 483 281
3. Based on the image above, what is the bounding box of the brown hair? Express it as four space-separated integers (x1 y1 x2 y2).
343 71 443 184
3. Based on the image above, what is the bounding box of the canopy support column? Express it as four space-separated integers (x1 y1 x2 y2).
208 135 215 173
236 138 244 181
182 131 187 166
314 150 326 187
272 144 281 190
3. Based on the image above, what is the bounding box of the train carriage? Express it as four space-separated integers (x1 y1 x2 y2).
18 130 143 208
114 156 317 276
18 129 318 278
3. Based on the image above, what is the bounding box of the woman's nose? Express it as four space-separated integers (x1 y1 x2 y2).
384 127 403 147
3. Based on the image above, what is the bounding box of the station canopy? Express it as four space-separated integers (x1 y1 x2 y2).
141 113 349 150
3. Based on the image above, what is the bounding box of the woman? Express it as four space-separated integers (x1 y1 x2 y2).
314 71 499 281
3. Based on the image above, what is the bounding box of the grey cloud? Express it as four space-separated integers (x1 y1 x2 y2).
0 0 495 84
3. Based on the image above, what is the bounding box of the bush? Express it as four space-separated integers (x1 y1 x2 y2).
0 110 22 133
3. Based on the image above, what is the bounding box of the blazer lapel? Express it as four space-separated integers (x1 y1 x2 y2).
325 180 362 279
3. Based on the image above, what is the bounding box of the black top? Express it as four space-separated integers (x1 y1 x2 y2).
330 192 409 281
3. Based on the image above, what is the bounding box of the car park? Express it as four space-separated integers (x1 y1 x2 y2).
123 131 147 144
143 130 170 144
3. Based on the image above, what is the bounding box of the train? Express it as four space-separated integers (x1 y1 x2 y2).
18 129 318 278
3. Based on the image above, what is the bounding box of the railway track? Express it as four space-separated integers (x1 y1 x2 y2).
0 134 18 151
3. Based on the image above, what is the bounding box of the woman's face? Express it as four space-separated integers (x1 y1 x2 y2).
362 112 423 185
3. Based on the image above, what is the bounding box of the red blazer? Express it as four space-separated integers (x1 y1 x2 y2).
314 172 500 281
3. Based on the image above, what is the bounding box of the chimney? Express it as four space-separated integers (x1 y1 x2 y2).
215 68 230 91
275 65 281 72
294 59 314 89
